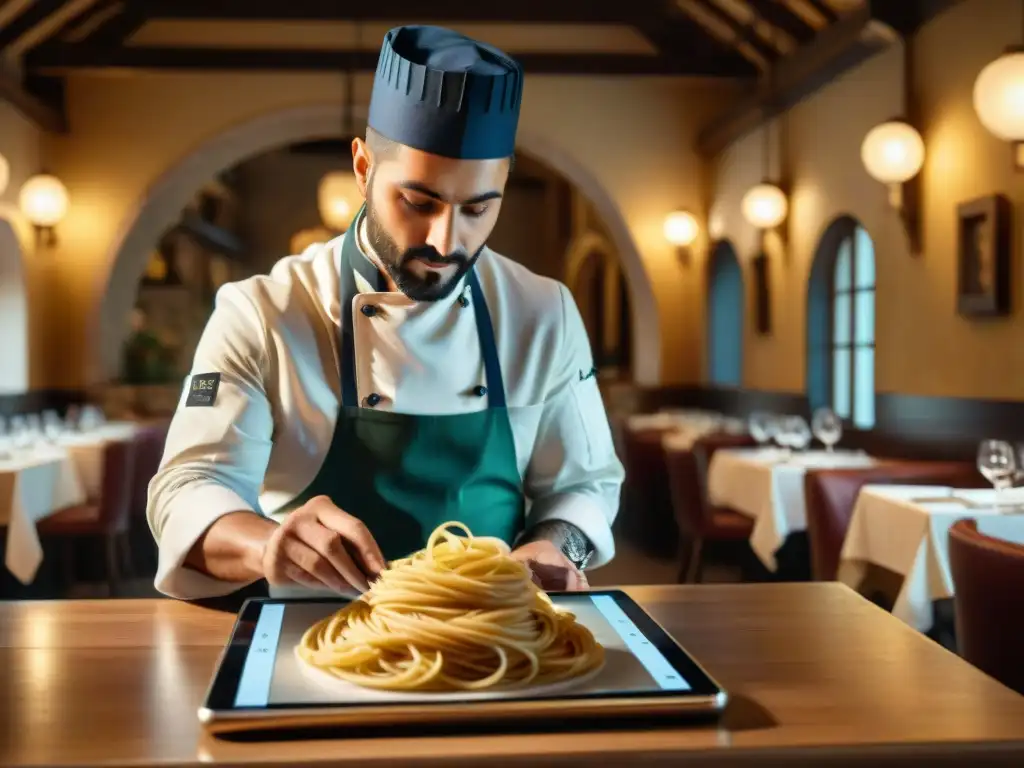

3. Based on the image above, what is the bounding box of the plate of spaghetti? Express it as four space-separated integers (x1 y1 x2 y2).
294 522 606 697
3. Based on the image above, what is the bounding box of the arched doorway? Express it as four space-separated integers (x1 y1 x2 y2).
90 105 659 385
565 231 632 380
807 216 876 429
0 219 29 393
705 240 744 387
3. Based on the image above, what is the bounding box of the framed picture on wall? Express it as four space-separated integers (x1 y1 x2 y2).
752 252 771 335
957 194 1011 318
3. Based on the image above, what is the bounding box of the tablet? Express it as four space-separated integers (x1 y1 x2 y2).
199 590 728 734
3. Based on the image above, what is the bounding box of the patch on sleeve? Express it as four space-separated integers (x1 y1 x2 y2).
578 366 598 382
185 373 221 407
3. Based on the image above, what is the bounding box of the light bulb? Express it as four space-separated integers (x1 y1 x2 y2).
861 120 925 183
974 50 1024 141
317 171 357 231
19 174 68 227
663 210 699 247
741 183 788 229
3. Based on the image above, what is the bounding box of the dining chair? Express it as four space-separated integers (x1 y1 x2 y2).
37 438 136 596
803 461 985 581
126 421 171 575
619 424 679 559
668 432 757 583
948 518 1024 696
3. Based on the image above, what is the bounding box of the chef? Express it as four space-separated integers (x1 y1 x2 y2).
147 25 625 601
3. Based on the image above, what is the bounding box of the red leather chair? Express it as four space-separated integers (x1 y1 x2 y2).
666 432 756 583
619 424 678 558
949 519 1024 696
804 461 985 581
126 420 171 575
38 438 136 596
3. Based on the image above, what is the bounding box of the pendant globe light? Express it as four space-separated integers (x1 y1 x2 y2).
318 23 360 232
742 23 788 232
317 173 354 230
741 182 788 229
19 172 69 248
974 2 1024 167
663 210 699 247
859 30 924 255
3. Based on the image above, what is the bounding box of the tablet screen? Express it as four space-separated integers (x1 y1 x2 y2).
208 591 722 710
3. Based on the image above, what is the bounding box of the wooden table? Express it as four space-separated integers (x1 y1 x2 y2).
3 584 1024 767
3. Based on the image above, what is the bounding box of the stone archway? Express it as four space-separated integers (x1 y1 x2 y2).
90 104 659 384
0 218 30 393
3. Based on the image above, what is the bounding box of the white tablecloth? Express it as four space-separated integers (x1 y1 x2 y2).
0 450 87 583
0 421 138 584
707 447 876 569
57 422 140 499
837 485 1024 632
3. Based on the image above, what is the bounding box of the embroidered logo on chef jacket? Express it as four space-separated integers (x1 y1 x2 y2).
578 367 598 382
185 373 221 407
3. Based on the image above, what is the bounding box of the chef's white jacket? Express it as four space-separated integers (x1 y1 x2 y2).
147 226 625 599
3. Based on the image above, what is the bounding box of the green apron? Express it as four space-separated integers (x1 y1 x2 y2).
273 215 525 581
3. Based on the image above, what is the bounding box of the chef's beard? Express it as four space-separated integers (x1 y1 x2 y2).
364 195 484 302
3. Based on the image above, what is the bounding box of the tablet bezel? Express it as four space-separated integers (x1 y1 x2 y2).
205 590 722 708
200 590 728 731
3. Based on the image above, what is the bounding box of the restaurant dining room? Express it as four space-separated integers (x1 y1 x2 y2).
3 0 1024 765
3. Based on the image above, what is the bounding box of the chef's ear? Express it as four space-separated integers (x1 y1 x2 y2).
351 137 372 197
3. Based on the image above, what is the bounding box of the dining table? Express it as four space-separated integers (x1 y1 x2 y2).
707 447 877 569
3 583 1024 767
838 484 1024 632
0 421 141 584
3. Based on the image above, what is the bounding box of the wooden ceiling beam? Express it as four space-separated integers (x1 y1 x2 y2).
0 0 68 51
79 5 147 46
744 0 817 44
696 0 965 156
0 68 66 132
801 0 838 23
689 0 781 60
138 0 635 24
631 4 760 74
24 44 755 76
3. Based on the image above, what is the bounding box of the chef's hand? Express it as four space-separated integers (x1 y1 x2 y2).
511 540 589 592
260 495 386 593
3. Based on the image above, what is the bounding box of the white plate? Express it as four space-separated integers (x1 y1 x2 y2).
293 644 606 702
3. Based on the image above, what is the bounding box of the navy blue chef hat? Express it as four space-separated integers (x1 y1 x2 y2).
367 26 523 161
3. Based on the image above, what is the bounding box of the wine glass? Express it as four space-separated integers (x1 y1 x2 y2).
977 440 1016 507
42 410 64 443
785 416 812 452
771 416 794 459
748 412 777 447
812 407 843 453
64 404 81 432
9 415 33 455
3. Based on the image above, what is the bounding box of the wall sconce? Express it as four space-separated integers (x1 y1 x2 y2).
0 152 9 197
19 173 68 248
741 182 788 236
973 47 1024 168
663 210 699 265
861 119 924 253
318 171 355 232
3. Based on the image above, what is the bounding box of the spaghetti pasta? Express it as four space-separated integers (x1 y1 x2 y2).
295 522 605 692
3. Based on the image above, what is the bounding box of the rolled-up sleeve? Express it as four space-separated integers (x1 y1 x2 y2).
523 284 625 569
147 283 275 599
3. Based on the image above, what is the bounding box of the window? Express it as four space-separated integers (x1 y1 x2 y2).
807 218 875 429
706 241 744 387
